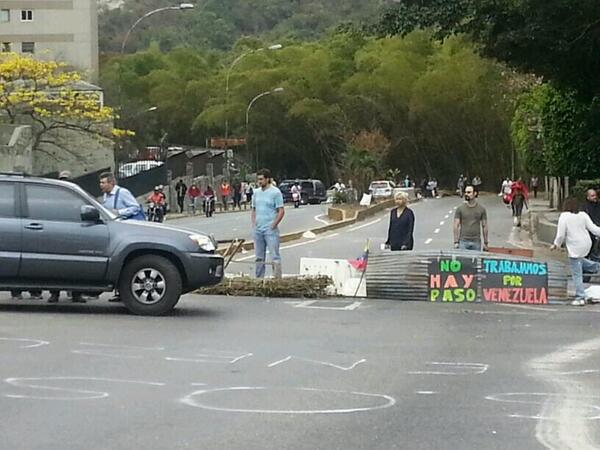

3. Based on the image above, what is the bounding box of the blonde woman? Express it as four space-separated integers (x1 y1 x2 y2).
385 191 415 251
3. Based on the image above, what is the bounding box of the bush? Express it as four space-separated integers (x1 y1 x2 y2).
332 190 349 204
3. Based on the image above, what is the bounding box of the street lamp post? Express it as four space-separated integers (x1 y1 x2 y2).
121 3 195 54
224 44 282 142
246 87 284 171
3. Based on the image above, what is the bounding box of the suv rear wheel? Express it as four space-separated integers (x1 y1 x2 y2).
119 255 182 316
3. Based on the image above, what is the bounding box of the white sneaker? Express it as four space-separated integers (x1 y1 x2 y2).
571 299 585 306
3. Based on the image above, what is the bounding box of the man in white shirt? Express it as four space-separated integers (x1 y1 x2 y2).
551 197 600 305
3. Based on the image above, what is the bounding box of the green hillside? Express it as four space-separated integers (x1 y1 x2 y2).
100 0 394 53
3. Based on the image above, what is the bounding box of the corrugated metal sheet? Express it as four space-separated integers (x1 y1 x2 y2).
366 250 568 304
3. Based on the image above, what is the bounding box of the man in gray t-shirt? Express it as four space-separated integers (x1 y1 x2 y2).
453 185 488 251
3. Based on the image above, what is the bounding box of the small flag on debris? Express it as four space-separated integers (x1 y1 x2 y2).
348 240 370 272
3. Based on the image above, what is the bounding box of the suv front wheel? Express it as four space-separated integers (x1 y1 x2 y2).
119 255 182 316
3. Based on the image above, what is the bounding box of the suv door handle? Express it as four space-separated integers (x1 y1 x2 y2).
25 223 44 230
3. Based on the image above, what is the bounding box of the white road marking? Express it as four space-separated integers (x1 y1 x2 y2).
348 218 381 232
425 238 433 245
439 221 445 226
267 356 366 371
180 386 396 414
0 337 49 349
314 214 329 225
444 215 449 219
166 351 253 364
416 391 438 395
79 342 165 351
4 377 165 401
294 300 362 311
235 233 341 262
71 350 143 359
407 362 488 376
434 228 440 234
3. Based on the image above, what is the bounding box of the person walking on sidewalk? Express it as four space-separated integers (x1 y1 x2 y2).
385 191 415 251
220 180 231 211
175 179 187 213
509 177 529 227
472 175 482 194
232 180 242 210
245 183 254 205
252 168 285 279
453 185 489 251
551 197 600 306
530 176 540 199
187 183 201 215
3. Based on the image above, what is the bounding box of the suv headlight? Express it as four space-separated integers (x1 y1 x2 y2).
189 234 216 252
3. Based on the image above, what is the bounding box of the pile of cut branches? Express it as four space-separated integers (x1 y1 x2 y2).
197 276 332 298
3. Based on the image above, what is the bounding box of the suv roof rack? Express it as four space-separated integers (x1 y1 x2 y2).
0 171 30 177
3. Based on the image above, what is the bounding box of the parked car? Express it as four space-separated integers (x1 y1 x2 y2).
280 179 327 204
369 180 396 199
117 160 164 179
0 173 223 316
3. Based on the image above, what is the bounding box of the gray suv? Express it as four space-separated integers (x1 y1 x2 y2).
0 173 223 315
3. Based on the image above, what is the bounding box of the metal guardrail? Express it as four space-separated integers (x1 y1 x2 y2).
366 250 569 304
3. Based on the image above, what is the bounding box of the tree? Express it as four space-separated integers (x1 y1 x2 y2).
374 0 600 96
0 53 119 157
374 0 600 179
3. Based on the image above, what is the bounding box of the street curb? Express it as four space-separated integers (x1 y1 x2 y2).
218 198 399 254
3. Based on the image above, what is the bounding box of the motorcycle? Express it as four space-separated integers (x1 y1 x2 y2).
146 202 164 222
203 195 215 218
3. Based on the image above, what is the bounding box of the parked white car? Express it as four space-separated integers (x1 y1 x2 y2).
369 180 396 199
118 160 164 178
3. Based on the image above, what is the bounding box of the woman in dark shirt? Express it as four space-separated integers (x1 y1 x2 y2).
385 192 415 251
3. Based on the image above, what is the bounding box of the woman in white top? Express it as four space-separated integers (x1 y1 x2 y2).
551 197 600 305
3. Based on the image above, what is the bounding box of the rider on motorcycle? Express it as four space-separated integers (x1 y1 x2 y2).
147 186 165 222
203 185 216 217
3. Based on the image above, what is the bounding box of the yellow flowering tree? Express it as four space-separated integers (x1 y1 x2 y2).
0 52 123 153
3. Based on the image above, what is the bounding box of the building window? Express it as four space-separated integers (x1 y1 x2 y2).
0 9 9 23
21 42 34 54
2 43 11 52
20 10 33 22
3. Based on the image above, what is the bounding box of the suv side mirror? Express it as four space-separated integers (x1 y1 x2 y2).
81 205 100 222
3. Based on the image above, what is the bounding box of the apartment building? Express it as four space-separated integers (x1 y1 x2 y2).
0 0 99 80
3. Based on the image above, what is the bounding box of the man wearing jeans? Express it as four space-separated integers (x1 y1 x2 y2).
453 185 489 251
252 168 285 278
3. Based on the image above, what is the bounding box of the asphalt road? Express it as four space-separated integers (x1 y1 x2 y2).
167 204 330 242
229 194 530 276
1 294 599 449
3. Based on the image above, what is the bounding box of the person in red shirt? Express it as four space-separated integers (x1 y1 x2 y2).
509 177 529 227
220 181 231 211
147 187 165 222
147 187 165 206
188 183 201 215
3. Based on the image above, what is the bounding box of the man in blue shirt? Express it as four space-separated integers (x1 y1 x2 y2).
99 172 144 220
251 168 285 278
